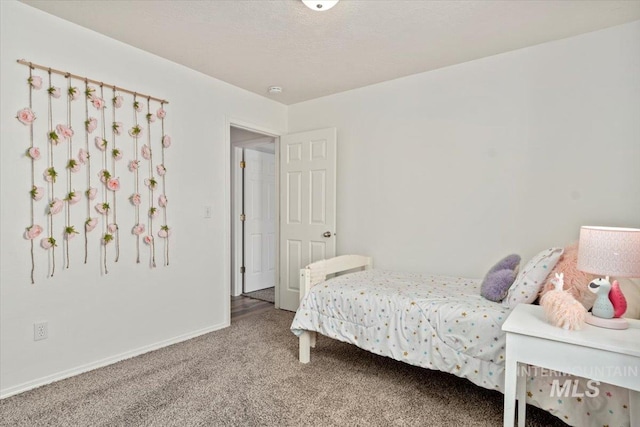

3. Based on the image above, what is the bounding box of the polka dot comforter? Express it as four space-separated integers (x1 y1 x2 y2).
291 269 630 427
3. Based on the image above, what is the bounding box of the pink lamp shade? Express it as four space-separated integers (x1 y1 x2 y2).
577 226 640 277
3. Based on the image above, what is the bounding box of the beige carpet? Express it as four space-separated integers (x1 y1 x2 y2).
0 309 567 427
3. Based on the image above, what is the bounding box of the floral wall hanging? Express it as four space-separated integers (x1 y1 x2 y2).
16 59 172 283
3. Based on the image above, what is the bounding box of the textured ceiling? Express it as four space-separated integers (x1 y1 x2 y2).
20 0 640 105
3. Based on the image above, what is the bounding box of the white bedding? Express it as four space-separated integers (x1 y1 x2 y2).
291 269 632 427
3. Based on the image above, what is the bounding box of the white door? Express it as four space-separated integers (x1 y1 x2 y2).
279 128 337 311
244 149 276 293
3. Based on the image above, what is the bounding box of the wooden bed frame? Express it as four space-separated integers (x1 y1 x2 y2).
298 254 373 363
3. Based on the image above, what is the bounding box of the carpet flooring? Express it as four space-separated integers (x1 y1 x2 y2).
0 309 567 427
242 287 275 303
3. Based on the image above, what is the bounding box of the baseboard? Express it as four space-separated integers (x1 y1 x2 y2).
0 321 229 399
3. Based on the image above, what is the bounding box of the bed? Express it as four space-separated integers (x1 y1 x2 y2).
290 255 632 427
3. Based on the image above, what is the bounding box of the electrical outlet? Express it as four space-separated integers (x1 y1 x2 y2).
34 322 48 341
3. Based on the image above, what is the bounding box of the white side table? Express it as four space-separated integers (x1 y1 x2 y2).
502 304 640 427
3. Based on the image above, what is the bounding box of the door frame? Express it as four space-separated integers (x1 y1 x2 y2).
225 117 283 313
232 139 275 296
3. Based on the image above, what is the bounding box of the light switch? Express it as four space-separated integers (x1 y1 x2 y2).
204 206 212 218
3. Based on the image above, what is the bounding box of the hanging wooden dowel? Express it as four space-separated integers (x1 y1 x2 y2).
17 59 169 105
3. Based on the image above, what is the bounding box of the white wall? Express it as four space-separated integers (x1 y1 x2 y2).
0 1 286 396
289 21 640 277
2 1 639 398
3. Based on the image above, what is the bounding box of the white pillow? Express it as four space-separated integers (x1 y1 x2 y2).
503 247 564 308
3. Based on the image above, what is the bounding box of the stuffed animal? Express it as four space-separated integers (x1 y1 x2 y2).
589 277 614 318
540 273 586 330
480 254 521 302
588 277 627 319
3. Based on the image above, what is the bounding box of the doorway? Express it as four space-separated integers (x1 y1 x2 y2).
230 126 277 305
226 120 337 318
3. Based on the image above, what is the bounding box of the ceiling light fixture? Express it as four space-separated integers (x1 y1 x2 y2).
302 0 339 12
268 86 283 94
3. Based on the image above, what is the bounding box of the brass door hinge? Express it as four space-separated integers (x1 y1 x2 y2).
240 161 246 169
240 214 246 221
240 266 246 274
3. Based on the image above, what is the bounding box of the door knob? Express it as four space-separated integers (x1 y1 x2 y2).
323 231 332 238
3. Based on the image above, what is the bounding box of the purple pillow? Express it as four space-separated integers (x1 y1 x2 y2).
481 254 521 302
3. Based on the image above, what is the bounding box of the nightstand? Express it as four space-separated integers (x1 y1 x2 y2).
502 304 640 427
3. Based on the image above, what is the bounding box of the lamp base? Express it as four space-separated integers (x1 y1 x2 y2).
585 313 629 330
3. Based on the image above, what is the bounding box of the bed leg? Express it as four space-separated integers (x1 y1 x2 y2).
300 331 311 363
310 331 316 348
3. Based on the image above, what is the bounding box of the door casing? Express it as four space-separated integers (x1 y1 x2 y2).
226 118 283 317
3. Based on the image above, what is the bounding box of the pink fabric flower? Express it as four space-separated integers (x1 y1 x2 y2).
48 86 61 98
128 160 139 172
31 186 45 201
130 193 142 206
101 233 114 245
143 235 154 245
27 147 41 160
112 148 123 160
146 113 156 123
95 202 110 215
106 177 120 191
85 86 96 99
28 76 43 90
158 194 168 207
86 117 98 133
95 137 108 151
68 86 80 100
98 169 111 183
133 100 142 112
129 125 143 138
41 237 54 249
86 187 98 200
66 191 82 205
98 170 108 183
56 124 74 141
156 107 166 119
141 144 151 160
162 135 171 148
132 223 145 236
85 217 98 232
158 226 171 238
17 108 36 125
78 148 89 164
113 95 124 108
156 164 166 176
67 159 81 173
24 224 43 240
91 96 106 109
149 207 158 218
48 130 60 145
112 122 123 136
144 178 158 190
64 226 79 240
44 167 57 183
107 223 118 234
49 198 63 215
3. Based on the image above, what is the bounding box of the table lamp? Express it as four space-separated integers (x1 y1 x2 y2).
577 226 640 330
